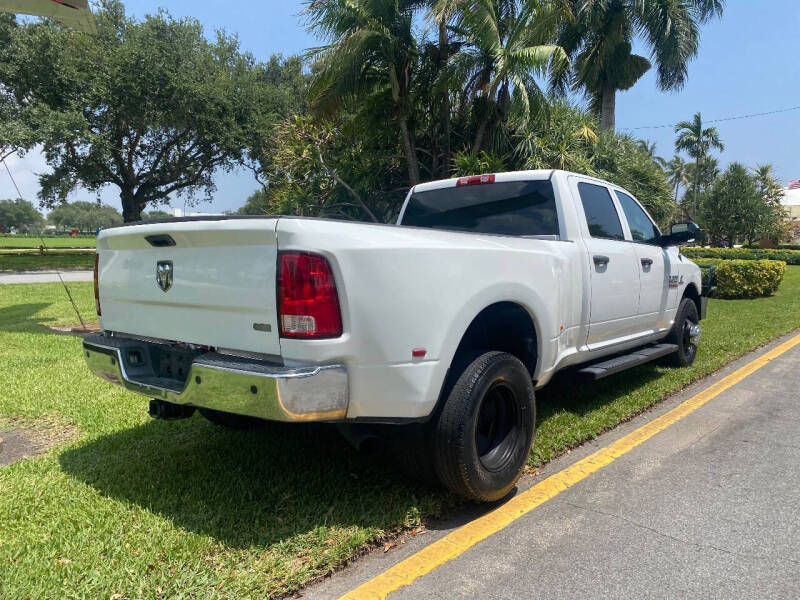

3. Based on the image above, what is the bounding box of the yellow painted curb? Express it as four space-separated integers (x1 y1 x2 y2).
341 332 800 600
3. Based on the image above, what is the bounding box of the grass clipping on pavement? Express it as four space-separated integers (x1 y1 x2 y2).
2 269 800 598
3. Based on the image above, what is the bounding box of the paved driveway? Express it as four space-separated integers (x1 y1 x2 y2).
0 270 93 284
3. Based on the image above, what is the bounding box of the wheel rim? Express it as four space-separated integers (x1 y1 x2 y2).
681 318 700 361
475 381 520 472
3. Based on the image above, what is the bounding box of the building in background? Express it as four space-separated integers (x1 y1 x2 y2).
780 187 800 244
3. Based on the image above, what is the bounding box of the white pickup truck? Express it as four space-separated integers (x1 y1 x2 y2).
84 169 707 502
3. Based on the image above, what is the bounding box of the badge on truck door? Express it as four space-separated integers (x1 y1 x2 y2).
668 274 684 289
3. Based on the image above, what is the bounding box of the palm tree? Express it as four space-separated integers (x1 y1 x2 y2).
305 0 425 184
753 164 783 204
691 155 720 191
664 155 689 203
449 0 567 154
675 112 724 216
428 0 464 175
515 99 597 172
552 0 724 131
637 140 666 167
753 164 773 180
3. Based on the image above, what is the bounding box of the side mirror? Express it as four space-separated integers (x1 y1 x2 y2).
659 222 700 247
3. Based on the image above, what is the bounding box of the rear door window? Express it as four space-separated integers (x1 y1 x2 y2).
401 180 558 237
577 182 624 240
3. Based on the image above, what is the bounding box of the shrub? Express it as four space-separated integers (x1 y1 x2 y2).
710 259 786 299
681 247 800 265
690 258 721 268
452 150 509 177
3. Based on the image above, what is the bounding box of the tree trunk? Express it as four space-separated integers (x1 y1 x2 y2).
316 147 378 223
398 111 420 185
693 160 699 219
472 118 489 156
438 19 450 177
600 85 616 131
389 64 419 186
120 187 142 222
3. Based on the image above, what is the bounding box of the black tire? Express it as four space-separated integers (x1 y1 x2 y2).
385 351 484 487
198 408 270 430
432 351 535 502
665 297 701 367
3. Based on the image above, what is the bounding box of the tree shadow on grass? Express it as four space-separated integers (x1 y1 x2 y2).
538 361 666 419
59 415 444 549
0 302 54 333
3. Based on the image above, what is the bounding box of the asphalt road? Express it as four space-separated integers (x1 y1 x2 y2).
310 333 800 599
0 270 93 284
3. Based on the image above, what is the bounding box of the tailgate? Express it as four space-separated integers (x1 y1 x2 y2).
97 218 281 356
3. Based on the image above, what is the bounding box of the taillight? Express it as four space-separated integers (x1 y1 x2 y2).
456 173 495 186
278 252 342 338
93 253 101 316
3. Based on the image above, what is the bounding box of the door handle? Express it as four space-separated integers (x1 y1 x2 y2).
641 258 653 267
593 255 610 267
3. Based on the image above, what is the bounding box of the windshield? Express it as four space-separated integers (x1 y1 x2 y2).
400 179 558 237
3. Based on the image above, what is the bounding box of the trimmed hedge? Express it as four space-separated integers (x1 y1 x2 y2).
706 259 786 299
681 246 800 265
690 258 721 268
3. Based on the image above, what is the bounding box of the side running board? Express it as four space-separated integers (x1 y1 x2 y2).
577 343 678 380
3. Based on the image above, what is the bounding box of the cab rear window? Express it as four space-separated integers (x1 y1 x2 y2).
401 180 558 237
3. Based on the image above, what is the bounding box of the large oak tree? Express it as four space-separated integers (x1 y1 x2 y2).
1 1 288 221
0 14 40 163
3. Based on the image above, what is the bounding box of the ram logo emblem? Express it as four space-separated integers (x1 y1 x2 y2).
156 260 173 292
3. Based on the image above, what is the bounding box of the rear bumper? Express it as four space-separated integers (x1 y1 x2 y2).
83 334 348 422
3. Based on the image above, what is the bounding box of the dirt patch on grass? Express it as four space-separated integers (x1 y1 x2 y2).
43 322 100 337
0 419 79 466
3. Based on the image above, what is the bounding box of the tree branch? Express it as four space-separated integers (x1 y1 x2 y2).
315 145 378 223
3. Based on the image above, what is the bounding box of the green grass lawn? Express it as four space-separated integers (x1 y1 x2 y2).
0 234 96 249
2 270 800 598
0 252 95 272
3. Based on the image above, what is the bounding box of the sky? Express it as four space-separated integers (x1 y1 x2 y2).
4 0 800 215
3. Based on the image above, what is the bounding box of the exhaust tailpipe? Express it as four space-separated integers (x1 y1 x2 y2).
336 423 385 454
149 399 196 420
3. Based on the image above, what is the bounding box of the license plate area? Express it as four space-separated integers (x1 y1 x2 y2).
119 340 203 392
149 346 197 381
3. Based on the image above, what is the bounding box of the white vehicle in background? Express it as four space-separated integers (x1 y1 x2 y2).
84 170 708 502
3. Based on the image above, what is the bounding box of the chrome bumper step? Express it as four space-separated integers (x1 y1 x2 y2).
83 333 349 422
